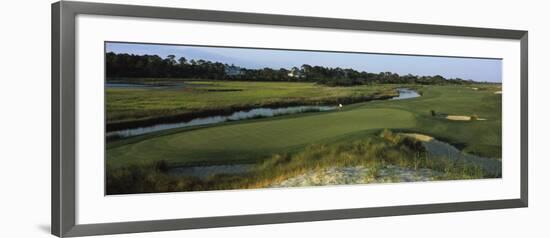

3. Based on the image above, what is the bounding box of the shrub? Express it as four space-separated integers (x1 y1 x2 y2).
380 129 399 144
154 160 169 172
398 136 426 153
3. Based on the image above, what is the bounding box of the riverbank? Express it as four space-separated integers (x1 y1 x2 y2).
107 105 336 138
108 87 421 138
107 129 497 194
107 91 397 132
106 80 401 131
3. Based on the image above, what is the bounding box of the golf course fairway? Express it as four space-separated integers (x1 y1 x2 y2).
107 108 416 167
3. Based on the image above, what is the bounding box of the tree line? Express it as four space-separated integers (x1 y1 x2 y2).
106 52 226 80
106 52 478 86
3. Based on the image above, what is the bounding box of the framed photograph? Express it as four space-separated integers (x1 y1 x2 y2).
52 1 528 237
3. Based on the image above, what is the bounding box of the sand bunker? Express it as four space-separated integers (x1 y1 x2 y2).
494 91 502 94
401 133 433 142
446 115 472 121
446 115 486 121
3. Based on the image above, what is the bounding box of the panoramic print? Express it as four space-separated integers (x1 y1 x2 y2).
105 42 502 195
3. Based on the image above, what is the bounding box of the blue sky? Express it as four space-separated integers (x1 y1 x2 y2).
106 42 502 82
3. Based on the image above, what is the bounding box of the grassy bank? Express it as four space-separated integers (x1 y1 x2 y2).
106 80 399 128
107 130 493 194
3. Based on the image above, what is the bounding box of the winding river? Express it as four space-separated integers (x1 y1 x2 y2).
107 88 420 138
107 105 336 138
392 88 420 100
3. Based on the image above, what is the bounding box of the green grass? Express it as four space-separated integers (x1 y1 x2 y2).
106 130 492 194
107 83 501 167
359 85 501 157
107 108 415 168
106 81 501 194
106 80 397 122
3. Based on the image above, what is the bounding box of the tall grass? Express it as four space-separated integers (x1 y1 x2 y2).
106 81 398 128
106 129 492 194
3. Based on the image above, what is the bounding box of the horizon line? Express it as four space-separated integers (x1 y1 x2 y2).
105 41 503 83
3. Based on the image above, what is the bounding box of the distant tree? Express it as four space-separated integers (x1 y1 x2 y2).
178 57 187 65
105 52 475 86
165 55 177 65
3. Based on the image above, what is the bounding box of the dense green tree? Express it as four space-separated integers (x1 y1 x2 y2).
106 52 477 86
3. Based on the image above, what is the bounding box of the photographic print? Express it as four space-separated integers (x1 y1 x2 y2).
105 42 502 195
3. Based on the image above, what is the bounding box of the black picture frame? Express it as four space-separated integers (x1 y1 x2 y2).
52 1 528 237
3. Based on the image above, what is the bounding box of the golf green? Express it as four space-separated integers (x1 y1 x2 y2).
107 108 416 167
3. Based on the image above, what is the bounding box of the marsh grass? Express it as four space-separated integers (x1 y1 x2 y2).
106 80 399 130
